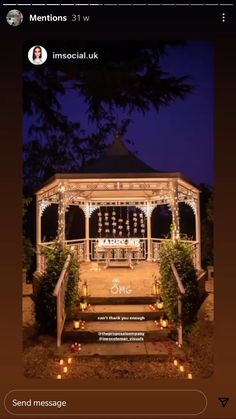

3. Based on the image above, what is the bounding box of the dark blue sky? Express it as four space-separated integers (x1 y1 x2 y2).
24 41 213 186
60 41 213 186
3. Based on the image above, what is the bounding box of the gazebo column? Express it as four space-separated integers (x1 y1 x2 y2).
57 184 66 244
146 203 152 262
36 196 42 272
171 180 180 241
195 194 201 270
85 202 90 262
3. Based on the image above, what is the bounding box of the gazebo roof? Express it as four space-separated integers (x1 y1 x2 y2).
82 131 156 174
36 131 200 195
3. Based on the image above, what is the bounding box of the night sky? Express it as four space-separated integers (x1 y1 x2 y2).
24 41 213 186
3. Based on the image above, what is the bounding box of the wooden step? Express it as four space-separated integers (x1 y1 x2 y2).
82 296 158 305
68 310 165 322
63 321 177 343
64 341 185 360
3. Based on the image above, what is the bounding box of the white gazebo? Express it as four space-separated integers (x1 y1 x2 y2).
36 133 201 272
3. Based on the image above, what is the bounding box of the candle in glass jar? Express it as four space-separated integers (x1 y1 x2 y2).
179 365 184 372
63 366 68 373
73 320 80 329
57 374 62 379
188 373 193 379
59 359 64 365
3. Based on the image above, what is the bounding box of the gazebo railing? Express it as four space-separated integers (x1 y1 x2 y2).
65 239 86 262
53 254 71 347
151 238 199 268
37 238 198 268
171 262 185 347
38 239 86 273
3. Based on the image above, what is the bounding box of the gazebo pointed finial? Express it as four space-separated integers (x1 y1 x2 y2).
115 126 122 142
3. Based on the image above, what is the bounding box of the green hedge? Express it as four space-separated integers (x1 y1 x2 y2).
35 242 79 333
159 239 200 333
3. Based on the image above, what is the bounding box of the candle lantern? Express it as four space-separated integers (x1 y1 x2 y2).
179 365 184 372
82 281 88 297
80 300 85 311
188 373 193 379
160 314 169 328
63 366 68 373
80 297 87 311
57 374 62 379
156 296 164 310
68 358 72 364
151 276 160 295
152 282 157 295
59 359 64 365
173 359 178 366
73 320 80 329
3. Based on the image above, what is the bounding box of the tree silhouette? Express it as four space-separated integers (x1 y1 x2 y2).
23 42 193 194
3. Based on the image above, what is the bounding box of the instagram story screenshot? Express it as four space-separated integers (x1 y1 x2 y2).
0 1 236 418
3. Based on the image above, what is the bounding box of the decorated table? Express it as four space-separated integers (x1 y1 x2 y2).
96 238 140 269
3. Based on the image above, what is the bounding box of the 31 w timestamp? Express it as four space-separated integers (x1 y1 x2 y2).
71 14 91 22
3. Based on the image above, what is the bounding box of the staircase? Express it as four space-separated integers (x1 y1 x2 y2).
62 296 184 360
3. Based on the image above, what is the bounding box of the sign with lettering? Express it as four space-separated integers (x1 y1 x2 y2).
98 238 140 247
110 278 133 295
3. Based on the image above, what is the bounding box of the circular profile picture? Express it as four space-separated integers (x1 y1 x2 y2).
28 45 48 65
6 9 23 26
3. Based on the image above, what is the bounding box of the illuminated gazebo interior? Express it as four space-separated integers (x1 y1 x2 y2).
36 132 201 272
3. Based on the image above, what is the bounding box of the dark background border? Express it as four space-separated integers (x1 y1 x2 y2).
0 31 235 418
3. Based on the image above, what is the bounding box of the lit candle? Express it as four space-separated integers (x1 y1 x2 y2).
156 297 164 310
152 284 157 295
179 365 184 372
68 358 72 364
188 373 193 379
82 282 88 296
59 359 64 365
57 374 62 379
174 359 178 366
73 320 80 329
63 366 68 373
160 316 169 328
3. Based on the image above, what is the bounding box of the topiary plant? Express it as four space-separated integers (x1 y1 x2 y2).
159 239 200 333
35 242 79 333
